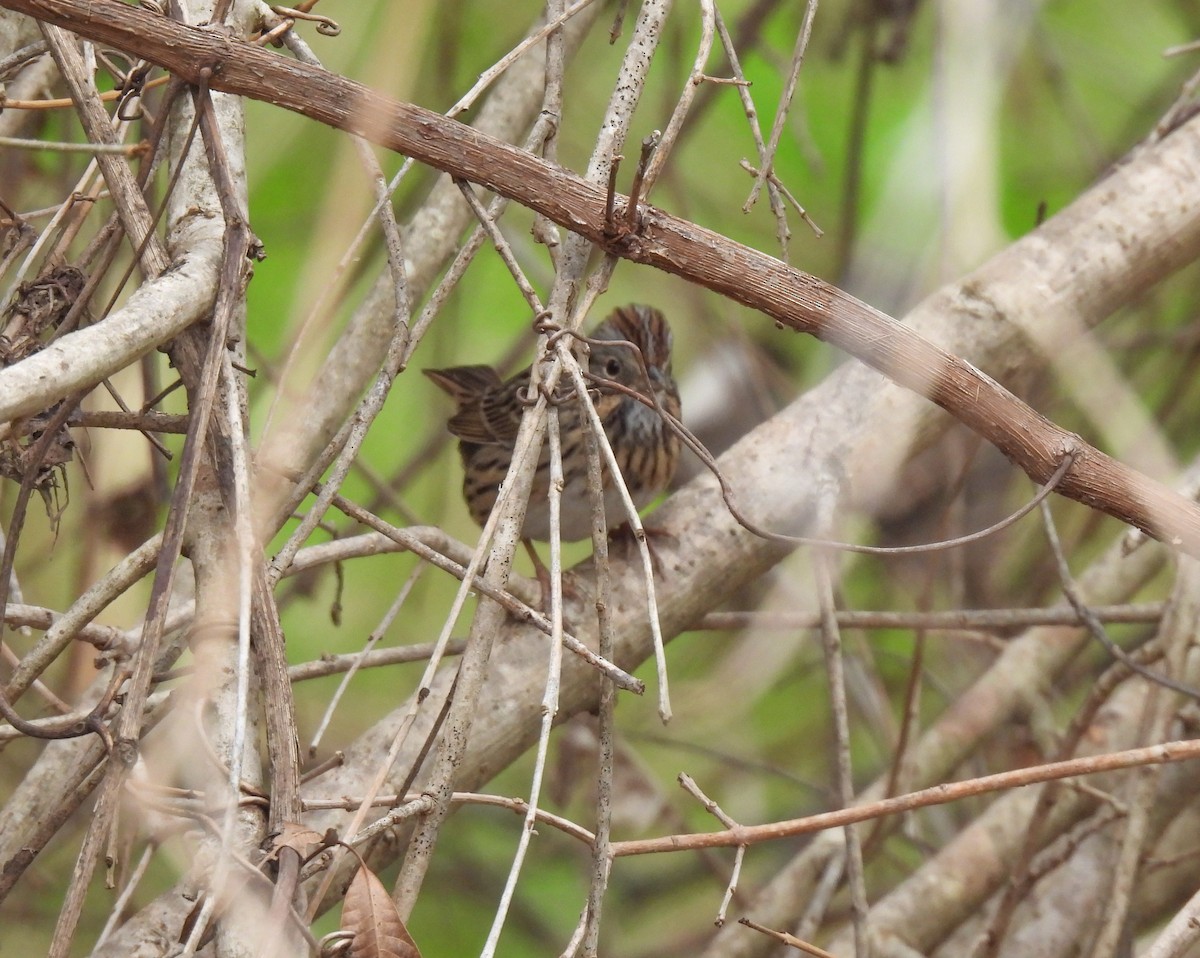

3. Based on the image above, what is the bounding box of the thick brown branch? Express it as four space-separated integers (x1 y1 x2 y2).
5 0 1200 553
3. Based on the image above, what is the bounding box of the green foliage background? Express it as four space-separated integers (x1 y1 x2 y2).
248 4 1198 954
5 0 1200 954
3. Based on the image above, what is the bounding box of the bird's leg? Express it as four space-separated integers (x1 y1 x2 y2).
609 521 673 576
523 538 553 607
522 539 581 611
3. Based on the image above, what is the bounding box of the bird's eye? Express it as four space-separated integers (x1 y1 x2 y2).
605 357 622 377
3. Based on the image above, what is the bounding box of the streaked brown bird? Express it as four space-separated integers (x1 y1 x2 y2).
424 304 681 544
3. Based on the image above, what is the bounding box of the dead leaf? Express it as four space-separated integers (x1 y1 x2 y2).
341 863 421 958
263 822 330 863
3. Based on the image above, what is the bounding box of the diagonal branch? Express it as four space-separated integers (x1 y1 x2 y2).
4 0 1200 554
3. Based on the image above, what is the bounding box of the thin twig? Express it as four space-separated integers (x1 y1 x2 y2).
744 0 819 210
581 366 617 957
479 410 567 958
738 917 839 958
307 564 424 754
695 603 1164 632
303 790 596 845
1040 499 1200 700
456 179 545 313
446 0 601 118
0 134 147 154
813 542 870 958
611 739 1200 857
639 0 713 194
679 774 745 926
563 348 672 721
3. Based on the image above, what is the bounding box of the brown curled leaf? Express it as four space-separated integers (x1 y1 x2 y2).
341 863 422 958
